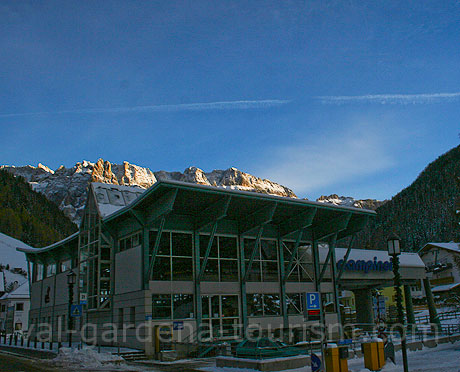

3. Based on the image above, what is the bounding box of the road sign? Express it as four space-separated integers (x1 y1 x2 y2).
70 304 83 318
173 321 184 330
79 293 88 305
306 292 321 310
311 353 321 372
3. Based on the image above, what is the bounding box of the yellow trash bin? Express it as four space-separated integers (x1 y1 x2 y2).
362 340 385 371
325 344 349 372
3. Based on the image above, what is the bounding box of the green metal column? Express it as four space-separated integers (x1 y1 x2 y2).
193 231 202 342
239 236 248 336
328 235 343 338
423 278 441 331
403 285 416 326
142 226 149 289
278 235 289 339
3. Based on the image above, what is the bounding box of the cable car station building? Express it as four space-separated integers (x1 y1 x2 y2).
18 181 425 354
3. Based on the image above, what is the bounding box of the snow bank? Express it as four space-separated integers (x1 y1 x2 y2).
51 347 135 371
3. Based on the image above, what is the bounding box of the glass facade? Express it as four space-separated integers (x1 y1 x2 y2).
149 231 194 281
201 294 239 338
79 194 112 309
200 235 239 282
152 294 194 319
247 293 281 316
244 238 279 282
283 241 314 282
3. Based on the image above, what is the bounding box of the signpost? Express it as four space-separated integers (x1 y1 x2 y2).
79 293 88 305
311 352 322 372
70 304 83 318
306 292 321 321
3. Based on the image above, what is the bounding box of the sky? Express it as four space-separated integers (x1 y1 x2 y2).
1 1 460 201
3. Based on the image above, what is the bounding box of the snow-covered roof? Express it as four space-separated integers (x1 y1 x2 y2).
320 247 425 268
419 242 460 255
16 231 79 254
0 232 32 269
91 183 144 218
0 281 29 300
3 270 27 288
432 282 460 293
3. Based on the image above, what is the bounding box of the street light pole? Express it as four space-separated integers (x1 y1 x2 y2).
387 235 409 372
67 270 76 348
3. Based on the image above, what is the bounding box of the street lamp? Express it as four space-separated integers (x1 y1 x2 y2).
387 234 408 372
67 269 76 348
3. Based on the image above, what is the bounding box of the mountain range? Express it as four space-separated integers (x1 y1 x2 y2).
3 144 460 253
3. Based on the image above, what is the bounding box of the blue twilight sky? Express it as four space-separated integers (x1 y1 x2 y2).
1 1 460 200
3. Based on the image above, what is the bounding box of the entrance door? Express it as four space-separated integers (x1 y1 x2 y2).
202 295 239 339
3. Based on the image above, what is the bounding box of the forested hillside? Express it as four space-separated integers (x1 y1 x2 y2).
356 145 460 252
0 169 77 247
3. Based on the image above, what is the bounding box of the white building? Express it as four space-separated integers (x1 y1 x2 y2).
418 242 460 296
0 281 30 334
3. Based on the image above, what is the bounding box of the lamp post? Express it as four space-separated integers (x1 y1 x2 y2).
67 269 76 348
387 234 408 372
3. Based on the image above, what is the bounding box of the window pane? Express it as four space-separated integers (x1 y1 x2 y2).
152 256 171 281
152 295 171 319
260 240 277 261
211 295 220 318
172 233 192 257
222 318 238 337
200 235 218 258
247 294 263 316
219 237 238 258
287 293 302 315
173 294 194 319
149 231 170 256
202 296 210 319
263 294 281 316
262 261 279 281
220 259 239 282
245 260 261 282
202 259 219 282
172 257 193 281
243 239 259 260
221 295 238 317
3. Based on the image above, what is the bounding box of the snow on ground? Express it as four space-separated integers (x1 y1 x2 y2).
48 347 143 371
201 341 460 372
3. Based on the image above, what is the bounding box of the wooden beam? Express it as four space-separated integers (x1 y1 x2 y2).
318 234 337 283
239 203 277 235
129 209 145 227
195 196 231 231
336 234 355 282
279 208 316 238
313 213 351 241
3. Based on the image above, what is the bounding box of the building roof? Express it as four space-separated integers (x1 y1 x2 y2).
432 282 460 293
16 231 79 255
0 281 29 300
418 242 460 255
0 232 33 270
91 182 144 218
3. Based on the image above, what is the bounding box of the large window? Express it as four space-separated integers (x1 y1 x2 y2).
79 194 112 309
247 293 281 316
201 295 239 339
244 238 278 282
200 235 238 282
46 263 56 278
150 231 194 281
119 232 141 252
286 293 303 315
151 294 194 319
282 242 313 282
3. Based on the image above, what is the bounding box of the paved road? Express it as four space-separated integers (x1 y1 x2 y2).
0 352 60 372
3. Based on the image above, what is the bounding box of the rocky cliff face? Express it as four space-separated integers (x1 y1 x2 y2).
316 194 386 210
1 159 296 224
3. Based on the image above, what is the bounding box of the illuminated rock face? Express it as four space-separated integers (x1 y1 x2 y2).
1 160 296 224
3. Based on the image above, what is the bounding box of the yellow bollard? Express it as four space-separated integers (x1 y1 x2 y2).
362 340 385 371
325 344 349 372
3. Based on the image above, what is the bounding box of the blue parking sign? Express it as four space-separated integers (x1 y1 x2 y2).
306 292 320 310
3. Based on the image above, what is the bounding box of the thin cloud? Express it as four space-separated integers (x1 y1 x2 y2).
255 122 398 197
0 99 291 118
316 92 460 105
